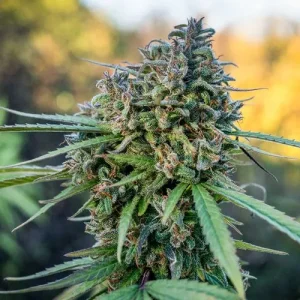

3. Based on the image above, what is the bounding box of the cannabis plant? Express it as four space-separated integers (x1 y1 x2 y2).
1 18 300 300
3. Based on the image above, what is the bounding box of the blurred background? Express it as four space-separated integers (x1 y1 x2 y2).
0 0 300 299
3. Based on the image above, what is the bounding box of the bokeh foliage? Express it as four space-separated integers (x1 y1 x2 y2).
0 1 300 299
0 100 42 277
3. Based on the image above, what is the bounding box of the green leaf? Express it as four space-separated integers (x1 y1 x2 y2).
0 174 45 189
110 170 150 187
140 290 153 300
192 184 244 299
135 290 146 300
0 165 59 174
2 135 120 167
117 196 139 262
145 279 240 300
81 58 139 77
205 184 300 245
162 183 188 224
225 130 300 148
34 169 71 183
0 169 68 190
0 106 99 126
68 216 91 222
13 181 96 232
5 258 92 281
234 240 287 255
223 215 243 226
65 245 116 258
224 217 242 236
39 180 97 204
231 140 296 159
68 196 94 219
106 154 154 169
98 285 139 300
12 203 55 232
0 259 119 294
54 280 107 300
86 280 109 299
0 124 109 133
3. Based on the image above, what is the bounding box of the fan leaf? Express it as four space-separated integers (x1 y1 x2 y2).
0 165 59 174
0 259 119 294
234 240 287 255
230 140 295 159
65 245 116 258
162 183 188 224
0 174 46 189
12 203 55 232
39 180 97 204
13 180 96 231
5 258 92 281
1 135 121 167
68 196 94 219
98 285 139 300
81 58 139 77
0 124 110 133
205 184 300 245
225 130 300 148
54 280 107 300
117 196 139 262
224 217 243 236
0 106 99 126
192 184 244 299
145 279 240 300
34 169 71 183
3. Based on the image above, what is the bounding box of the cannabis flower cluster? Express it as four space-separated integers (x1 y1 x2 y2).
1 18 300 300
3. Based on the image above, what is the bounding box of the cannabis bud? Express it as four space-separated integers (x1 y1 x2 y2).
1 18 300 300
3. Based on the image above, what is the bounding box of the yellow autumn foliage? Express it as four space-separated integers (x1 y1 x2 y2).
214 31 300 157
0 0 116 111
